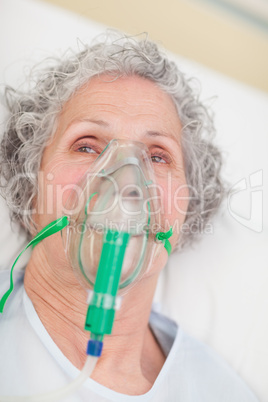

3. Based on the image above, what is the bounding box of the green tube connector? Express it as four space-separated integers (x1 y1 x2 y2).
85 229 130 337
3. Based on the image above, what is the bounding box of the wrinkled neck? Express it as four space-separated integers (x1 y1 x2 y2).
24 242 165 394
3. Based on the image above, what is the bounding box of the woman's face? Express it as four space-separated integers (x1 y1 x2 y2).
35 75 189 275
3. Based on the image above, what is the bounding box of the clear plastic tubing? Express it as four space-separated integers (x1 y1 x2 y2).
0 355 98 402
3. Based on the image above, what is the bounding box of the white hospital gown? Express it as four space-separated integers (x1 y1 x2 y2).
0 271 259 402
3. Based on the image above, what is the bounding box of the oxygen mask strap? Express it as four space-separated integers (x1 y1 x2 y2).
0 216 69 313
155 227 173 256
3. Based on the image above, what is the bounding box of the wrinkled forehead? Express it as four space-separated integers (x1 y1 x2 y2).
46 74 183 151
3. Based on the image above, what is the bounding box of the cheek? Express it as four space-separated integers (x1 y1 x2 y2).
35 163 90 227
170 181 189 221
158 176 189 244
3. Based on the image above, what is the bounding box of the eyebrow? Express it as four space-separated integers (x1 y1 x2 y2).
68 118 178 142
74 118 109 127
145 130 180 146
145 130 174 139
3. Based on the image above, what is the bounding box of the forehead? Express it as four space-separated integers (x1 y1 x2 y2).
59 74 181 131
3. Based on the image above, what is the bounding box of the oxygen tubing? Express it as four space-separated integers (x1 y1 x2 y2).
0 355 98 402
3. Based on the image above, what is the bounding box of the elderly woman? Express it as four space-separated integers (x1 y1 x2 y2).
0 32 259 401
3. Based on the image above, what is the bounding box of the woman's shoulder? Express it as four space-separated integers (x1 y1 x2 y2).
150 309 259 402
178 329 259 401
0 269 25 317
0 269 24 285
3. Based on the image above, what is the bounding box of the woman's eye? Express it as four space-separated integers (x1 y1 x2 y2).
77 145 97 154
71 137 101 155
151 155 167 164
150 147 171 164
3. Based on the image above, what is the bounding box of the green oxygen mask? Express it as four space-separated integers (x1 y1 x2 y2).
61 139 172 345
62 139 165 293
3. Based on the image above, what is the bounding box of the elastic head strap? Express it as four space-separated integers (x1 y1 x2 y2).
0 216 69 313
155 227 173 256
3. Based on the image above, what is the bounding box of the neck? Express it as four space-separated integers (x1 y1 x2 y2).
24 242 165 395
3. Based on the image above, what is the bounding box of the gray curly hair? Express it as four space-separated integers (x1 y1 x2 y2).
0 31 225 250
